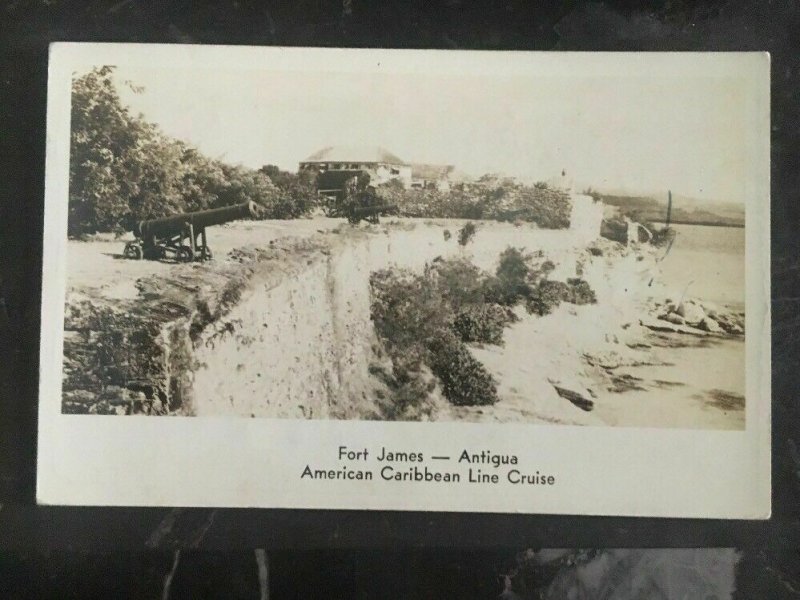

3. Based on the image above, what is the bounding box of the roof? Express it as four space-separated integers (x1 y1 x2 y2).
410 163 455 181
302 146 407 165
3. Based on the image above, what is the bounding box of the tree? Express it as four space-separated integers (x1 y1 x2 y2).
69 66 147 235
69 67 193 235
68 68 318 237
259 165 318 218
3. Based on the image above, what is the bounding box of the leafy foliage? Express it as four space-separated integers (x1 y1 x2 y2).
370 265 500 407
425 330 498 406
526 278 597 316
68 68 314 236
453 304 513 345
259 165 318 218
457 222 477 246
427 257 488 309
369 249 598 409
484 247 533 305
375 177 572 228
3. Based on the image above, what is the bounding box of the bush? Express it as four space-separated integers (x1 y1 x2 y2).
491 247 532 304
427 258 488 309
369 355 438 421
378 176 572 227
565 278 597 305
370 268 453 350
458 222 477 246
453 304 511 345
526 279 570 316
525 278 597 316
425 331 498 406
370 257 511 410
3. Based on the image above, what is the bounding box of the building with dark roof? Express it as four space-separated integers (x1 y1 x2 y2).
299 146 412 192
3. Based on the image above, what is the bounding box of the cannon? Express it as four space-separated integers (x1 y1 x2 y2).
123 201 260 262
346 203 398 225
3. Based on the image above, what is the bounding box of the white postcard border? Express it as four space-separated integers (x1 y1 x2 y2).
37 44 771 517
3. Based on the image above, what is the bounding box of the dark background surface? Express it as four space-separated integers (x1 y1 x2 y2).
0 0 798 596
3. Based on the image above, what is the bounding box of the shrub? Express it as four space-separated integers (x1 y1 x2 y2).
370 268 453 350
453 304 511 345
525 278 597 315
427 258 488 309
526 279 570 316
425 331 498 406
370 355 438 421
491 247 532 304
458 222 477 246
370 257 512 410
68 68 314 237
565 278 597 305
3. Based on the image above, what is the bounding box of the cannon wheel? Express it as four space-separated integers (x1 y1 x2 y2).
124 242 143 260
176 245 194 262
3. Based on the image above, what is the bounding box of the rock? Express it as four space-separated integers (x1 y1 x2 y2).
700 301 721 319
697 317 723 333
585 351 622 369
676 301 706 325
659 312 685 325
549 379 595 411
640 317 709 335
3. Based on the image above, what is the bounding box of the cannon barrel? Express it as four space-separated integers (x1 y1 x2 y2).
134 201 259 238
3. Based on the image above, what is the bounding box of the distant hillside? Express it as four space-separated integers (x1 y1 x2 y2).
596 194 745 228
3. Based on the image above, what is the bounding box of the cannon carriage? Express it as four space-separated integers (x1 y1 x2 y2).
123 201 260 262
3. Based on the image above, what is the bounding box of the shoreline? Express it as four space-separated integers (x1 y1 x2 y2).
456 241 745 429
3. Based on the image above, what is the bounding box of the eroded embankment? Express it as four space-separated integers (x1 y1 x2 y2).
62 221 602 418
63 235 357 416
65 219 741 425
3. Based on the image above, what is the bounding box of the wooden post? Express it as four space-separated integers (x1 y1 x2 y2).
666 190 672 227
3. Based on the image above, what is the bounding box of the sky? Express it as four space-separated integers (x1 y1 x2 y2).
109 64 752 205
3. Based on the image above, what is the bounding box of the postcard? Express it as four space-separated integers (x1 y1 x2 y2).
38 44 770 516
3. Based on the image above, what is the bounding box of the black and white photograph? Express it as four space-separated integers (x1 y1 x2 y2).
36 45 769 514
4 1 798 595
58 50 754 430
